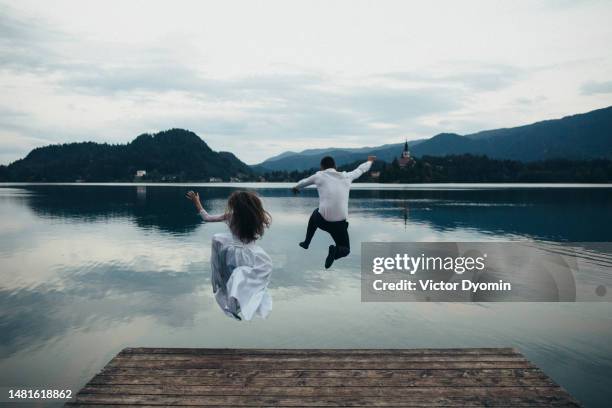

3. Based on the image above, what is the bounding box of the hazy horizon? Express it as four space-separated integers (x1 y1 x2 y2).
1 0 612 165
2 104 611 167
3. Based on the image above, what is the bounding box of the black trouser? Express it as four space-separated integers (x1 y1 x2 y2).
303 209 350 259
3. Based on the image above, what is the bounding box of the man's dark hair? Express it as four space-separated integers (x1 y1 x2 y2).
320 156 336 170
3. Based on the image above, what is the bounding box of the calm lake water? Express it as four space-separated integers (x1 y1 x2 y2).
1 183 612 407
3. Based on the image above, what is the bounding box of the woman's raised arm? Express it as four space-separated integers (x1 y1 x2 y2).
186 191 227 222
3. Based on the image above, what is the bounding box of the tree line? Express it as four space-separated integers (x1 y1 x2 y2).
262 155 612 183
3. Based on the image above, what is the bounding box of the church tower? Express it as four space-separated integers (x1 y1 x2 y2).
398 140 413 167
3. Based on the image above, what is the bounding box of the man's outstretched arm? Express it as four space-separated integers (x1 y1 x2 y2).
347 156 375 181
292 173 317 193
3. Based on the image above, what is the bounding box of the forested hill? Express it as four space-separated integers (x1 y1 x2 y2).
263 155 612 183
0 129 253 182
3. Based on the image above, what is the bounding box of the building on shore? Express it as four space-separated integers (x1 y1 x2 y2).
398 140 414 168
135 170 147 178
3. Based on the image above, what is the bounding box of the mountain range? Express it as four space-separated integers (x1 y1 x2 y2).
1 106 611 181
255 106 612 172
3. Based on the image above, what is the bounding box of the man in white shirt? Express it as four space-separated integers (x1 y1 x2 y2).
292 155 375 268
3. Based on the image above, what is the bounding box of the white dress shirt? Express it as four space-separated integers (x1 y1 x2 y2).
294 161 372 222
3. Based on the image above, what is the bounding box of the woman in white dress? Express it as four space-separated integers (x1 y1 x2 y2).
186 190 273 321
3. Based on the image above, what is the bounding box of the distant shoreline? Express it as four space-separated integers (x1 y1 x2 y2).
2 182 611 189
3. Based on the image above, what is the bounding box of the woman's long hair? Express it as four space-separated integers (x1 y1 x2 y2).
226 191 271 244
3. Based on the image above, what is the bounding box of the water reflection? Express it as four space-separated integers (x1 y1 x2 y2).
0 184 612 407
12 185 612 241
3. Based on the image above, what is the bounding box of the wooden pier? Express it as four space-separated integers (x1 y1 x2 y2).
66 348 581 407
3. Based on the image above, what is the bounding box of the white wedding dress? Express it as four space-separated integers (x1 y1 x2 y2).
200 209 272 321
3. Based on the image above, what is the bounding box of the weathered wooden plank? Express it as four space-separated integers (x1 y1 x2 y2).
92 368 548 385
71 393 580 407
66 401 579 408
105 359 536 370
121 347 520 356
87 375 557 388
98 366 549 379
112 354 528 363
66 404 575 408
87 375 556 388
67 348 581 407
79 384 568 397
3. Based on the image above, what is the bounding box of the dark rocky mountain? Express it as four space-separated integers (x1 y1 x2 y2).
1 129 252 182
256 106 612 171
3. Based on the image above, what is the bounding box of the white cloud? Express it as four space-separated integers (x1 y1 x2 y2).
581 80 612 95
1 0 612 164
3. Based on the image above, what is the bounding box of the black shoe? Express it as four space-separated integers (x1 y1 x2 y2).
325 245 336 269
299 241 309 249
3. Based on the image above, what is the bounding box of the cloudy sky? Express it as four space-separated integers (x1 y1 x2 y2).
1 0 612 165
